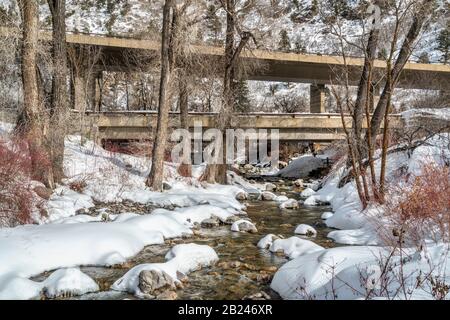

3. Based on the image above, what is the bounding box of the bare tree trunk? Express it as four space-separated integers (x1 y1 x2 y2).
353 27 379 164
146 0 175 191
366 1 431 147
15 0 48 184
177 74 192 177
47 0 68 185
204 0 253 184
16 0 39 131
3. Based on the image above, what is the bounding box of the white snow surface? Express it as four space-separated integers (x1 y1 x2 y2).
269 237 324 259
271 244 450 300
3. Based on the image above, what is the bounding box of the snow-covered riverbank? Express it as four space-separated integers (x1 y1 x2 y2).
270 133 450 300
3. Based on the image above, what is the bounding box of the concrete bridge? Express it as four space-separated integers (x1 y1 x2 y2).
78 111 403 144
2 27 449 114
62 31 450 114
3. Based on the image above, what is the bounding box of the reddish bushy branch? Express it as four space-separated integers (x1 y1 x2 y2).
0 137 49 227
384 164 450 246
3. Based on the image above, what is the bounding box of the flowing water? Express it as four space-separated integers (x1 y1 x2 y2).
44 190 337 300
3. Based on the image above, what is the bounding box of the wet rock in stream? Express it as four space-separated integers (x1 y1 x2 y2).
138 270 176 297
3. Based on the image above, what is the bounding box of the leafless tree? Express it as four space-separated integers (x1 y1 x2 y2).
46 0 69 186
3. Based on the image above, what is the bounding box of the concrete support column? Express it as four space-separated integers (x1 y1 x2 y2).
310 84 326 113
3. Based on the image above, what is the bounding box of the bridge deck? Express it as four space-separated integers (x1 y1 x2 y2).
1 27 449 90
80 111 402 142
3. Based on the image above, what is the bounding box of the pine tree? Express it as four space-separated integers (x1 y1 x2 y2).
418 52 430 64
205 4 222 44
278 29 290 52
294 38 306 53
310 0 319 16
234 80 251 113
436 25 449 64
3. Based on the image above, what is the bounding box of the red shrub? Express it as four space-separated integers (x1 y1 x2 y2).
0 137 49 227
384 164 450 245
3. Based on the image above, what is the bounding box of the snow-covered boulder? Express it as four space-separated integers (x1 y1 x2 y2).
231 220 258 233
294 224 317 237
257 234 280 249
265 183 277 192
42 268 99 298
260 191 278 201
112 244 218 297
279 199 299 210
303 195 319 206
300 187 316 198
269 237 324 259
321 212 333 220
277 156 328 179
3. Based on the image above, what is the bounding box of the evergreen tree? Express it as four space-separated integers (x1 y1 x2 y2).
278 29 291 52
294 38 306 53
205 4 222 44
418 52 430 64
234 80 251 113
310 0 319 16
436 25 449 64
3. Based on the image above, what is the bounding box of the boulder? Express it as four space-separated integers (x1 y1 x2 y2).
294 224 317 237
231 220 258 233
138 270 176 296
201 218 220 228
265 183 277 192
224 215 241 225
235 191 248 200
260 191 277 201
279 199 299 209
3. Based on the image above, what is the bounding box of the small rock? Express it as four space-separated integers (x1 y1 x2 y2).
201 218 220 228
278 161 288 169
265 183 277 192
280 223 293 228
156 291 178 300
293 179 304 188
162 182 172 190
243 164 254 171
33 186 53 200
235 192 248 200
279 199 299 209
260 191 277 201
294 224 317 237
75 208 90 215
217 261 242 269
243 291 271 300
262 266 278 273
176 271 189 283
224 216 241 225
231 220 258 233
